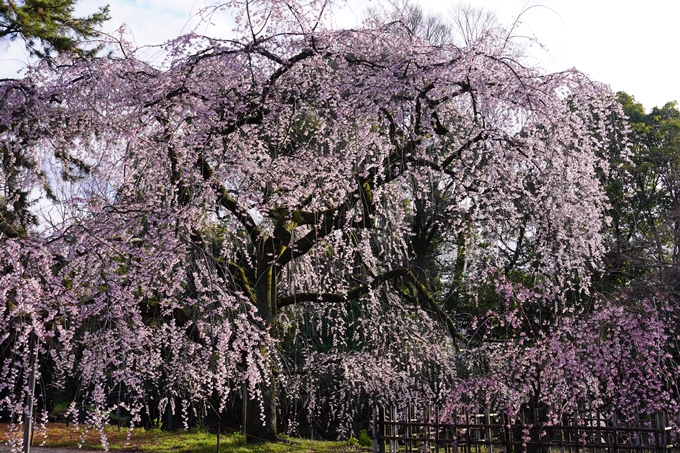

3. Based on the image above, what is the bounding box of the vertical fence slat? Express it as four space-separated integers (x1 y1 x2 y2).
391 406 397 453
373 406 378 453
613 409 618 453
435 406 440 453
380 406 386 453
405 405 410 453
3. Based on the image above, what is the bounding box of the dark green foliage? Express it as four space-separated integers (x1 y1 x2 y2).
0 151 36 237
357 429 372 447
0 0 109 59
598 92 680 298
0 0 106 236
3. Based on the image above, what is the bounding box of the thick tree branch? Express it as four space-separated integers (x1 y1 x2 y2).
277 267 462 348
228 262 256 305
441 130 486 170
276 208 338 267
197 156 262 246
277 292 346 305
215 184 262 246
504 225 526 275
414 83 435 135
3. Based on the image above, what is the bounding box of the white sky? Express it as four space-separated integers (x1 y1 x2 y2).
1 0 678 110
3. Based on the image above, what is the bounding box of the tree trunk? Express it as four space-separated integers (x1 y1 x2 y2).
245 369 278 442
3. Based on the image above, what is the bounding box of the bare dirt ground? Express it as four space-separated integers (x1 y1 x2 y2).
0 448 101 452
0 423 138 452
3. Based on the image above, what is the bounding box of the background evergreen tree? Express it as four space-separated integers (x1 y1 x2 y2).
0 0 109 59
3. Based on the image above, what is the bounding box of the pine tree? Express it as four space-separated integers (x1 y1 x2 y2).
0 0 109 59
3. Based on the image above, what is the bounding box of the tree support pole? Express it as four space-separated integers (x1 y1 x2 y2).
242 383 247 435
23 332 37 453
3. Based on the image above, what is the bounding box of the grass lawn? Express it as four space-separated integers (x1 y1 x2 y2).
0 423 369 452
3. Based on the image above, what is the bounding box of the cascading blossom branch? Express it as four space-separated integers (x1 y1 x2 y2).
0 240 67 419
446 285 679 425
0 76 273 448
0 217 274 449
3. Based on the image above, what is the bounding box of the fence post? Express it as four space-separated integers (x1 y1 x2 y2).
503 412 511 453
405 405 410 453
426 405 431 453
379 406 386 453
612 410 618 453
486 405 492 453
596 407 602 453
451 410 460 453
395 406 401 453
634 408 641 450
654 412 667 453
435 406 440 453
373 407 378 453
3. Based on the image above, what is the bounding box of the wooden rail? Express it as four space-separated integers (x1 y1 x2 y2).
372 406 676 453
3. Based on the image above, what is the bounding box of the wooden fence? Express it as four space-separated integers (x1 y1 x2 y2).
372 405 676 453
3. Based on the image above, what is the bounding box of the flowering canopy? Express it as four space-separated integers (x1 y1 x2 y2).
448 285 678 423
0 0 638 443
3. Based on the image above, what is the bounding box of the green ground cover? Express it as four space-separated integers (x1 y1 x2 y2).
0 423 368 452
